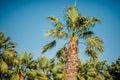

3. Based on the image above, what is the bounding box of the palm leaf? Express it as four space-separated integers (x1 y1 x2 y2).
52 61 64 73
0 32 10 48
85 48 98 60
27 70 41 78
86 36 103 52
47 16 64 29
66 6 79 23
46 29 68 38
10 73 20 80
41 40 56 53
66 6 79 31
0 33 10 44
37 56 48 68
84 17 101 29
19 52 32 66
3 49 16 58
80 31 94 39
0 60 8 73
56 46 66 59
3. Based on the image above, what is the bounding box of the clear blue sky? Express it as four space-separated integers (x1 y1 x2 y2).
0 0 120 64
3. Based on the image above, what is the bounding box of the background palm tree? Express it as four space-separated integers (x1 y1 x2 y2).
77 59 112 80
0 32 17 80
41 5 103 80
0 32 115 80
107 56 120 80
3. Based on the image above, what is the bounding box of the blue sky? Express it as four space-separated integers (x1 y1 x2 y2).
0 0 120 64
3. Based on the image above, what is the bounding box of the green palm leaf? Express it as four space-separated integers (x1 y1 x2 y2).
52 61 64 73
0 32 10 48
84 17 101 29
19 52 32 66
80 31 94 39
0 60 8 73
66 6 79 23
37 56 48 68
10 73 20 80
47 16 64 29
41 40 56 53
46 29 68 38
85 48 98 60
86 36 103 52
56 46 66 59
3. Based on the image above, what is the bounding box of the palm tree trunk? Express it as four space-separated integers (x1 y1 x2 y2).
20 70 24 80
65 36 79 80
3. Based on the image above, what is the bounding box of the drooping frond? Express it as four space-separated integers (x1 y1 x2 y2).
41 40 56 53
47 16 64 29
86 36 103 52
80 31 94 39
84 17 101 29
56 46 66 59
46 29 68 38
85 48 98 60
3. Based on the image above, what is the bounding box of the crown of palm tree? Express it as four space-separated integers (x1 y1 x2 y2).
41 6 103 60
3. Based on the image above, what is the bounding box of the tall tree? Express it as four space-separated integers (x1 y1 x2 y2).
107 56 120 80
77 59 112 80
41 5 103 80
0 32 18 80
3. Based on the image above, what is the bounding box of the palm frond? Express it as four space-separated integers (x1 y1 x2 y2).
47 16 64 29
3 49 16 58
84 17 101 29
86 36 104 52
56 46 66 59
76 16 88 27
41 40 56 53
66 6 79 23
19 52 33 66
37 56 48 68
0 32 10 43
52 61 64 73
66 6 79 31
46 29 68 38
80 31 94 39
48 57 55 68
0 32 10 48
85 48 98 60
10 73 20 80
27 70 41 78
0 60 8 73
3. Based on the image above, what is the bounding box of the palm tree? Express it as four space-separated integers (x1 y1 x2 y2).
41 5 103 80
0 32 18 80
77 59 112 80
107 56 120 80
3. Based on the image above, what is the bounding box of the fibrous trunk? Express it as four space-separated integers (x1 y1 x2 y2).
20 70 24 80
65 37 78 80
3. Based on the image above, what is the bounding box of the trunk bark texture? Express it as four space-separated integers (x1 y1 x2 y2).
65 37 79 80
20 70 24 80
